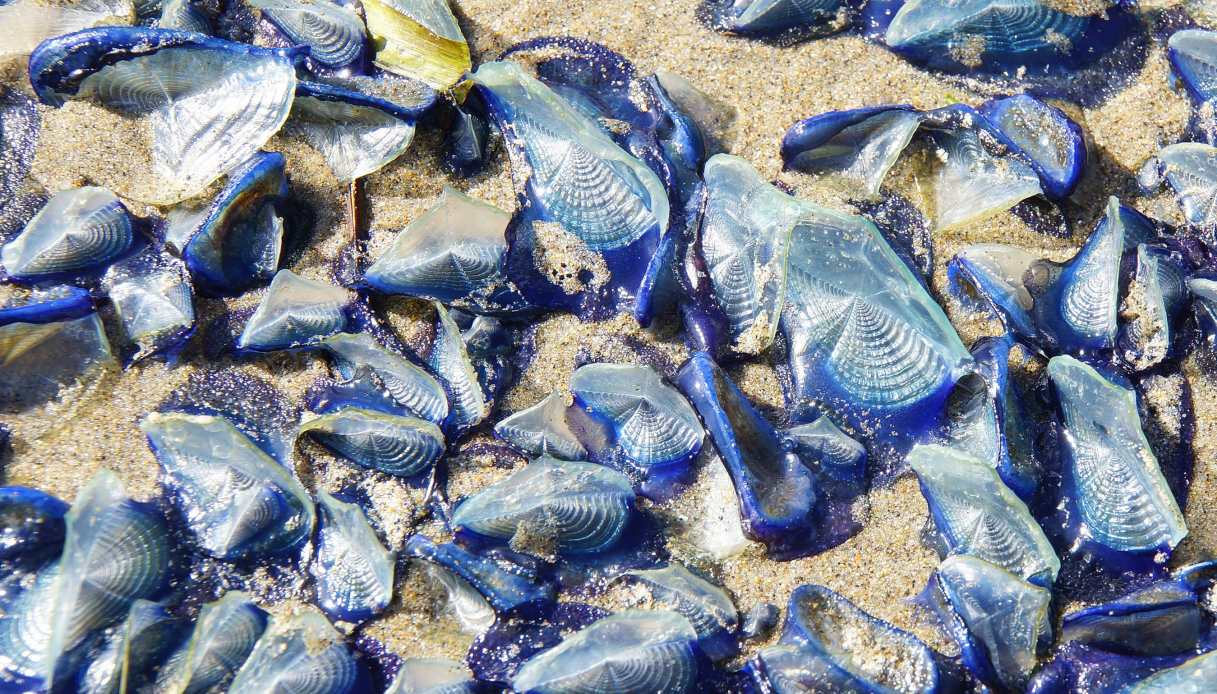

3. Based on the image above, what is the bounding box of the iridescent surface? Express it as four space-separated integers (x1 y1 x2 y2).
364 187 519 309
909 444 1059 584
228 610 362 693
318 332 449 425
163 151 286 296
0 0 133 58
0 470 169 689
882 0 1132 74
781 106 922 197
429 302 489 432
1048 356 1187 557
472 60 669 252
299 406 445 477
155 592 268 694
387 658 477 694
290 82 421 182
450 457 635 555
141 411 314 559
101 250 195 363
4 0 1215 689
780 200 971 442
623 564 739 661
934 555 1051 690
571 362 703 484
931 127 1042 231
30 28 299 202
238 270 352 352
699 154 796 353
494 391 589 461
0 289 114 412
511 610 699 694
248 0 366 69
1 186 133 281
1158 143 1217 235
312 491 395 623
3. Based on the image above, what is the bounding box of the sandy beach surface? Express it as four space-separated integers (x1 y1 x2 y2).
2 0 1213 676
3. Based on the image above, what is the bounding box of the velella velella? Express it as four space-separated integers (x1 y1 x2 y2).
1035 196 1126 353
237 270 354 352
404 534 556 622
298 406 445 478
1 186 134 282
291 78 436 182
163 151 287 296
317 332 449 425
949 196 1143 355
0 286 114 412
494 391 590 461
496 36 707 212
311 491 395 623
0 0 134 58
929 555 1052 690
28 27 301 202
510 609 700 694
228 609 363 693
978 94 1087 201
1119 242 1190 371
878 0 1135 75
154 592 269 694
363 187 525 312
444 94 492 178
780 197 971 445
470 59 669 316
1047 355 1188 564
76 599 185 694
7 0 1217 687
388 658 478 694
780 96 1084 205
782 415 867 497
141 411 315 560
931 125 1043 231
703 0 854 39
620 563 740 662
0 470 169 689
1169 30 1217 124
570 362 704 497
908 444 1060 584
247 0 367 71
676 352 821 558
450 456 635 556
1027 640 1204 694
780 105 923 197
157 0 208 33
747 584 940 693
1190 276 1217 345
948 242 1041 340
1156 143 1217 237
429 302 490 433
361 0 471 91
0 486 67 562
698 154 796 354
1060 562 1217 656
101 249 195 363
940 336 1039 500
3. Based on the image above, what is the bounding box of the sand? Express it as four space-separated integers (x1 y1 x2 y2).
2 0 1214 678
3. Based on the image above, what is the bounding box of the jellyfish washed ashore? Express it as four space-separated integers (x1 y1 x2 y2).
3 2 1217 693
